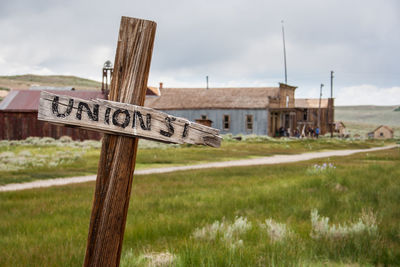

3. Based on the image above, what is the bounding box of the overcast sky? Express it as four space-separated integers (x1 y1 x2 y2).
0 0 399 105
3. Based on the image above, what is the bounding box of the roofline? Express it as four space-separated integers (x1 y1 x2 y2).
159 86 280 90
155 107 269 110
373 125 394 133
279 83 298 89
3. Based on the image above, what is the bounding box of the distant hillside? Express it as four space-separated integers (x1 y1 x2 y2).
335 105 400 126
0 74 101 91
335 105 400 138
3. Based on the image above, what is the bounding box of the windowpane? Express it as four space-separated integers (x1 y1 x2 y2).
223 115 230 130
246 115 253 131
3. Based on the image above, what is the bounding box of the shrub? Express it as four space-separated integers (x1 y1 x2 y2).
260 218 292 242
193 216 251 249
310 209 378 240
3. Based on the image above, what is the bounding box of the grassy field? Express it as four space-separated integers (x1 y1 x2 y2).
0 136 391 185
0 147 399 266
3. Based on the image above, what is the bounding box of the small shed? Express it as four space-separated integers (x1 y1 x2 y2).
368 125 394 139
334 121 347 137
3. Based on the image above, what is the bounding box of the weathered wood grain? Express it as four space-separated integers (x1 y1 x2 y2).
83 16 156 267
38 91 221 147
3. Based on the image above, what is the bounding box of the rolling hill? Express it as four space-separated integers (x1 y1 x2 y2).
335 105 400 138
0 74 101 91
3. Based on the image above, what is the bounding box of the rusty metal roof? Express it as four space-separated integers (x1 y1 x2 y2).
0 90 105 112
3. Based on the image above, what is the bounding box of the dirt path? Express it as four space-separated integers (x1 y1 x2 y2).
1 145 398 192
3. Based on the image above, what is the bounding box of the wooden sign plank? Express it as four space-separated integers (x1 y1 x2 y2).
38 91 221 147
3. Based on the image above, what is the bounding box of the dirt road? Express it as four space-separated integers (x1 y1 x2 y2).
0 145 397 192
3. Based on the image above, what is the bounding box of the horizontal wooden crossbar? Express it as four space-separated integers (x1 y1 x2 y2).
38 91 221 147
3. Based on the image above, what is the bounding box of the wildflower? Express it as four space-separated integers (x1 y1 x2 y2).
307 163 336 175
142 252 176 267
193 216 251 247
59 136 73 143
261 219 292 242
0 151 15 159
18 150 32 157
121 250 176 267
310 209 377 239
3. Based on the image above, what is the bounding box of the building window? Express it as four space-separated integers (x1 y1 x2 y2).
201 115 207 120
286 95 290 108
380 132 384 137
246 115 253 131
223 115 230 130
303 109 308 121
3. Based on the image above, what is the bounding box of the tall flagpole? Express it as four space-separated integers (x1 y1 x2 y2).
281 20 288 84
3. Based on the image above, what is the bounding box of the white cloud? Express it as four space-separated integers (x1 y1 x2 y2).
336 85 400 106
0 0 399 105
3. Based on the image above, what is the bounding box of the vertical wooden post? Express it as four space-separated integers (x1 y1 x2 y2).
84 16 156 267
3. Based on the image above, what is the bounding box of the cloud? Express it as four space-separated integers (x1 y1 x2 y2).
0 0 399 105
336 85 400 106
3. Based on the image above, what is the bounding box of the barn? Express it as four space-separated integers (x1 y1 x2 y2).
0 90 106 140
145 83 334 137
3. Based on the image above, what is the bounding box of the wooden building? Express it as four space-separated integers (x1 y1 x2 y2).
145 83 334 137
294 98 334 136
368 125 394 139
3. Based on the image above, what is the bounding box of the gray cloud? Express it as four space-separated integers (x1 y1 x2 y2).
0 0 399 104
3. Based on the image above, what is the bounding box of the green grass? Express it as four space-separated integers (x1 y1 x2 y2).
0 147 399 266
0 137 390 185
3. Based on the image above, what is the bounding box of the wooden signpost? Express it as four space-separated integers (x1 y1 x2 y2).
37 16 220 266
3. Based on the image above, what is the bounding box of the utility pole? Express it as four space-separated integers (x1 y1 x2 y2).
318 83 324 129
330 71 334 137
330 71 334 98
206 75 209 90
281 20 288 84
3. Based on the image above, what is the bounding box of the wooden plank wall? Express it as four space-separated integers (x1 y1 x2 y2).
0 111 102 140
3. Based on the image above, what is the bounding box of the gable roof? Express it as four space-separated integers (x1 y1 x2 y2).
146 86 161 96
372 125 394 133
295 98 329 108
144 87 279 110
0 90 105 112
